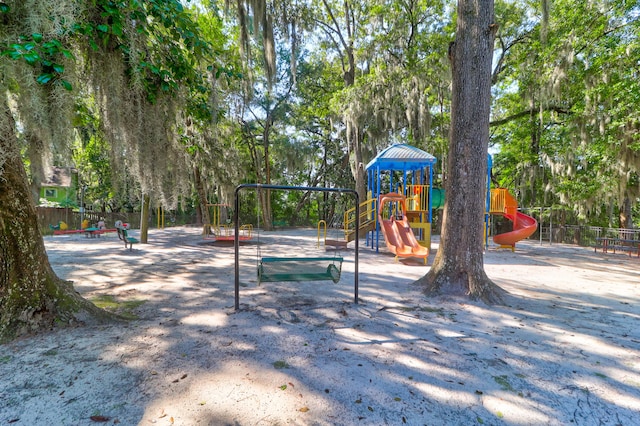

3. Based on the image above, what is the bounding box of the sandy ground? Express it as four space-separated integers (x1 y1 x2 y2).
1 226 640 426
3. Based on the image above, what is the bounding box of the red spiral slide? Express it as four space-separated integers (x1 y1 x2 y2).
492 211 538 247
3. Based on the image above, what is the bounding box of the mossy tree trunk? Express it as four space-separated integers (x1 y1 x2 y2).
193 166 210 228
414 0 505 304
140 193 150 243
0 101 111 342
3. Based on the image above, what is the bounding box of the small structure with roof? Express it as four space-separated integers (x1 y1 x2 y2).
365 143 441 252
40 166 78 207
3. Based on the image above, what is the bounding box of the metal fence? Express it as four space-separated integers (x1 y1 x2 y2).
530 225 640 247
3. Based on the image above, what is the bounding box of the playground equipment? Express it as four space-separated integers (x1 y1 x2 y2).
233 184 360 311
489 188 538 251
366 143 439 252
363 144 537 255
343 197 378 244
377 193 429 263
482 153 538 250
203 203 253 242
258 256 343 284
317 197 377 249
314 144 439 253
317 219 348 249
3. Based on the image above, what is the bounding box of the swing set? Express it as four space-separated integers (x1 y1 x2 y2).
233 184 360 310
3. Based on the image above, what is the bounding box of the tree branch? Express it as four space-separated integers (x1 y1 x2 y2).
490 105 571 127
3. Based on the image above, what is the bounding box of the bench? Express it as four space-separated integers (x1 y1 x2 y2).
114 221 139 251
117 228 139 250
616 244 639 257
594 237 639 257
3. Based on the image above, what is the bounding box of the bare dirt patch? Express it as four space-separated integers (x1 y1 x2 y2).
1 227 639 425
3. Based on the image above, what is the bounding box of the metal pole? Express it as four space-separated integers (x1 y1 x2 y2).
80 185 86 227
234 186 241 310
354 191 360 304
539 207 543 245
549 209 553 245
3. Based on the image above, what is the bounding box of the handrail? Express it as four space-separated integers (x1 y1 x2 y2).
406 184 430 211
239 224 253 239
490 188 506 213
344 197 377 235
317 219 327 248
490 188 517 214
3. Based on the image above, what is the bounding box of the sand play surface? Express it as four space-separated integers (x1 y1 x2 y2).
1 226 640 425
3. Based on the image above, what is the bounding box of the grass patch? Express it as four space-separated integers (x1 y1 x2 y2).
493 375 515 392
397 306 444 314
90 295 145 319
273 360 290 369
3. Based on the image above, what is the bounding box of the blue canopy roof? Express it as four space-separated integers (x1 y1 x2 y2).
365 143 437 171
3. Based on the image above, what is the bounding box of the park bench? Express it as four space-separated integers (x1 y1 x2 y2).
594 237 639 257
114 221 139 251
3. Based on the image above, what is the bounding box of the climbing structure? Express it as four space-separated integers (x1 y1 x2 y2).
365 143 438 252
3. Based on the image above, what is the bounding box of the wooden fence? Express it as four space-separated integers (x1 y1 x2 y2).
37 207 198 235
37 207 141 235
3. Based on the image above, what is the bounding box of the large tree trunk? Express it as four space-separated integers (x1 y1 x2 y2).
193 165 210 227
26 132 45 204
414 0 505 304
0 101 112 342
619 196 632 229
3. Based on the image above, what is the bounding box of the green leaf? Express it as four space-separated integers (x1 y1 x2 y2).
60 79 73 91
111 23 123 36
5 51 21 60
97 24 109 33
24 52 41 64
42 39 62 50
0 3 9 13
32 33 43 42
60 49 75 60
36 73 53 84
52 63 65 73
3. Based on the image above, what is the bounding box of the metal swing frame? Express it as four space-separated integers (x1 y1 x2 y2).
234 184 360 310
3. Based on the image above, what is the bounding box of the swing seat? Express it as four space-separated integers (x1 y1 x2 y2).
258 257 343 284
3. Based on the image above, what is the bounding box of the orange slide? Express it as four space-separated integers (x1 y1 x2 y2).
378 193 429 264
492 211 538 247
490 188 538 249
